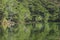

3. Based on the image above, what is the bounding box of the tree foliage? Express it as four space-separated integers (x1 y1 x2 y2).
0 0 60 40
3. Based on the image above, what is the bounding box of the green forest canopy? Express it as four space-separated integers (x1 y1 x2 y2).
0 0 60 40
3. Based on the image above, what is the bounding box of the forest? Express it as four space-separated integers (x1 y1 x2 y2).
0 0 60 40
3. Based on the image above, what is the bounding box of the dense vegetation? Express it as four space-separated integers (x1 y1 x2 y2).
0 0 60 40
